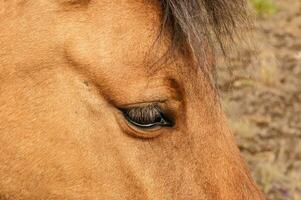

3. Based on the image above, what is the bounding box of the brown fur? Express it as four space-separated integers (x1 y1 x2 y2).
0 0 264 199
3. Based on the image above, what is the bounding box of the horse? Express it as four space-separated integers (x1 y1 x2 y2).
0 0 265 199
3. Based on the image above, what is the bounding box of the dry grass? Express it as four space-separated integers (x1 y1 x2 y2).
218 0 301 199
249 0 278 16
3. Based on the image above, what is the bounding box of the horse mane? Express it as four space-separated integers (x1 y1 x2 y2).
159 0 249 73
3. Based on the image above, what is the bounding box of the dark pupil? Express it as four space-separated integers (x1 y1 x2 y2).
125 105 164 125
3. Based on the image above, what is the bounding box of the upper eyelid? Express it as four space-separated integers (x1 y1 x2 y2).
116 98 180 128
121 104 162 120
115 102 177 139
122 105 174 127
117 100 168 109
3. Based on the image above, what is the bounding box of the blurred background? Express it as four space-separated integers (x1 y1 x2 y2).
217 0 301 199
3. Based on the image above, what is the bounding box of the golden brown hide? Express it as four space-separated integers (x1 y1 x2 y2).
0 0 264 199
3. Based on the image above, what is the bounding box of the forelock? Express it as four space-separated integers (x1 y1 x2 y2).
159 0 249 76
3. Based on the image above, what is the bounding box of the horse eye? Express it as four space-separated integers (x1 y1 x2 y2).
121 104 173 129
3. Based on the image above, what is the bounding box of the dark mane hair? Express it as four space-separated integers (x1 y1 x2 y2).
159 0 249 77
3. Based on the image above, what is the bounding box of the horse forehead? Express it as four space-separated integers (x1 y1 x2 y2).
82 0 163 48
60 0 181 75
1 0 183 82
58 0 162 18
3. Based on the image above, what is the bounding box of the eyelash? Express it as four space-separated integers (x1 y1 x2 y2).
121 104 173 129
